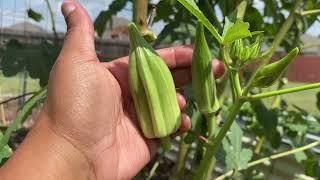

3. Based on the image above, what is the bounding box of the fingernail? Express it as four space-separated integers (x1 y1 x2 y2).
62 0 76 17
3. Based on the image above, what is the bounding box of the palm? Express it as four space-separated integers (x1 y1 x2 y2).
74 60 157 179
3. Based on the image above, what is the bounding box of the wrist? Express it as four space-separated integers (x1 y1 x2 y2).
0 112 96 180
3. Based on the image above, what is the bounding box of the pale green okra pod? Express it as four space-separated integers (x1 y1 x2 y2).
128 23 181 149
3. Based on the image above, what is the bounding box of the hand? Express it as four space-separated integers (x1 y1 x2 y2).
0 1 224 180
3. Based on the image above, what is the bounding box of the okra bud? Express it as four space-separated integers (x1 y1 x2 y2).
192 21 220 114
230 35 263 66
128 23 181 146
251 47 299 88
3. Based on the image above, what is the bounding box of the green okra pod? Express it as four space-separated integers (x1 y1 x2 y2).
128 23 181 149
251 47 299 88
192 21 220 114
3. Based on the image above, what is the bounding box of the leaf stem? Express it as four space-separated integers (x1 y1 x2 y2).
44 0 58 42
203 0 223 32
177 0 223 43
170 134 191 180
244 83 320 101
300 9 320 16
216 141 320 180
147 160 160 180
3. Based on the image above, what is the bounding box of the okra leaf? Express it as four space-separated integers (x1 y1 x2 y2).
251 100 281 148
294 151 307 163
0 131 12 164
304 156 320 177
222 122 253 172
222 19 251 45
27 9 43 22
94 0 127 37
177 0 222 43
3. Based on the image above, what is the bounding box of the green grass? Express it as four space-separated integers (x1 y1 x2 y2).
0 72 40 97
262 81 320 115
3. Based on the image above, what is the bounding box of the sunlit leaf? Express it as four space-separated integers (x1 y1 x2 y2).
177 0 222 43
222 19 251 45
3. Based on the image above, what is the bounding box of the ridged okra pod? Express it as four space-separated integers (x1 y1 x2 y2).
192 21 220 138
128 23 181 149
252 47 299 88
192 22 220 114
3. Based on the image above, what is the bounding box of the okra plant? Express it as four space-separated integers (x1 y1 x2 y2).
1 0 320 179
131 0 320 179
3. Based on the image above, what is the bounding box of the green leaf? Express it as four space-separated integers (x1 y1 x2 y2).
251 100 281 148
222 122 253 172
94 0 127 37
222 19 251 45
244 7 264 31
304 156 320 177
294 151 307 163
0 131 12 164
177 0 222 43
27 9 43 22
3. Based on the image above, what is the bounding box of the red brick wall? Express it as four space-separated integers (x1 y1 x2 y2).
287 55 320 83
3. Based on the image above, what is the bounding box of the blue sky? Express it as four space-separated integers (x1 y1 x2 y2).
0 0 319 37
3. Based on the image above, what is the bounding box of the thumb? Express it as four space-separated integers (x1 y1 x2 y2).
60 0 97 62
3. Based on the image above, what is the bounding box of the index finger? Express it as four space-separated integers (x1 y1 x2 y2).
156 45 193 69
102 45 194 70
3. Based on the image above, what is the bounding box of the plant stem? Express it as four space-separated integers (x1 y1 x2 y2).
254 136 265 154
230 69 242 100
0 87 6 126
300 9 320 16
0 87 47 152
192 147 216 180
192 100 244 179
133 0 156 41
209 100 244 154
216 141 320 180
160 136 172 151
133 0 148 30
244 83 320 101
44 0 58 43
147 160 160 180
221 45 241 101
171 134 191 180
203 0 223 33
263 0 302 64
221 45 232 70
0 92 37 105
205 113 216 140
